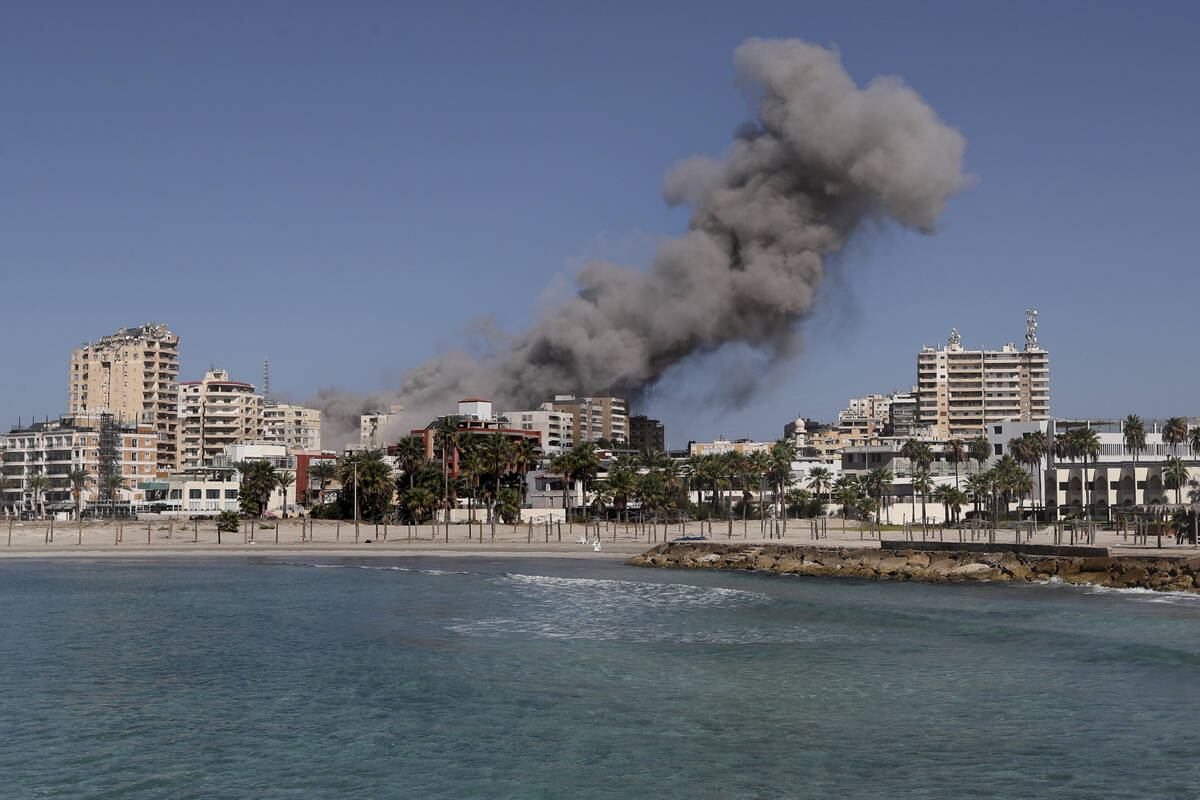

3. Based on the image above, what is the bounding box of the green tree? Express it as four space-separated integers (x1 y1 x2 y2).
483 433 513 524
946 438 967 490
393 435 428 491
806 466 832 499
1164 456 1190 505
769 439 798 523
435 416 461 525
511 438 542 506
1163 417 1189 457
275 470 294 518
864 467 894 523
27 471 49 518
338 450 394 521
1123 415 1146 467
307 459 337 507
912 468 933 524
969 435 992 473
567 442 601 522
68 467 88 519
1069 427 1101 522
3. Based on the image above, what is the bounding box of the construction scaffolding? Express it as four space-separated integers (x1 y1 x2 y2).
98 413 120 517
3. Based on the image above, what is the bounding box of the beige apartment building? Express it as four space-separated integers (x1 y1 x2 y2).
549 395 628 445
68 323 181 473
917 311 1050 440
263 403 322 452
0 414 159 516
180 369 263 467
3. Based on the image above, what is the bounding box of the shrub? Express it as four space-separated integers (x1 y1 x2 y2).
216 510 240 532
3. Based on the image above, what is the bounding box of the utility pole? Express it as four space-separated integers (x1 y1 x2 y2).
353 460 360 542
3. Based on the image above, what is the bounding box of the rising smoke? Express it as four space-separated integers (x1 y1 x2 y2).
313 38 969 447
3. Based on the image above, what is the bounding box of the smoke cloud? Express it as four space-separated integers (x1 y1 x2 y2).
312 38 968 446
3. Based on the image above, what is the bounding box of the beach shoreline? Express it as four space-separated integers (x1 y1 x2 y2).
2 517 1197 560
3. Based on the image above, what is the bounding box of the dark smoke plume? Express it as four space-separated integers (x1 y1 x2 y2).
313 38 968 446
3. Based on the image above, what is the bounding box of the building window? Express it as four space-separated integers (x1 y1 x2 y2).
189 489 202 499
206 489 220 499
225 489 238 499
994 444 1002 456
170 490 182 499
1059 482 1068 490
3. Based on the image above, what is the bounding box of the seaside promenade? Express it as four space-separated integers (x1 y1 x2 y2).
1 516 1196 559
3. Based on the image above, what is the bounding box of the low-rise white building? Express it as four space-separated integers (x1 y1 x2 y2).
502 403 574 456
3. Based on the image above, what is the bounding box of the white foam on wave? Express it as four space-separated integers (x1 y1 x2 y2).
282 561 469 575
443 572 848 644
1033 575 1200 604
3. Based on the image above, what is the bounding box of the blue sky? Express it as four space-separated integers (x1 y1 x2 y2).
3 0 1198 447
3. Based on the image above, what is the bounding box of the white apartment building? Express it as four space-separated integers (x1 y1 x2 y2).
988 417 1200 520
361 403 404 450
549 395 628 444
1 415 159 517
502 403 575 456
69 322 181 472
917 310 1050 440
263 403 322 452
180 370 263 468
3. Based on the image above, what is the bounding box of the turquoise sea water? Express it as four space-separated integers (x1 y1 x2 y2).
2 557 1199 799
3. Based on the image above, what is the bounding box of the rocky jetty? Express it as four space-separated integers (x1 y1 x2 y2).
626 542 1200 593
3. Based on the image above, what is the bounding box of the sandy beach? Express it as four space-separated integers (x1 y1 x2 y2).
2 516 1197 559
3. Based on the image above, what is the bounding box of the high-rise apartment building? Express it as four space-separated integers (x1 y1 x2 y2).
69 323 181 473
180 369 263 467
917 310 1050 440
502 403 575 456
262 403 322 452
549 395 628 445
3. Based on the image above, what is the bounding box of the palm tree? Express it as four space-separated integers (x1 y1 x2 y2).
969 435 992 474
483 433 515 525
276 471 294 518
567 442 601 522
946 438 967 490
511 438 542 507
807 466 832 501
393 435 428 491
832 476 859 523
912 469 933 524
864 467 894 523
1010 469 1034 520
933 483 956 525
549 451 574 518
435 416 461 525
769 439 798 524
1123 415 1147 467
458 443 484 527
1190 426 1200 461
1164 456 1190 505
965 472 989 521
1071 427 1100 522
27 471 49 518
307 459 337 507
607 464 637 523
1027 430 1048 519
100 473 125 517
1163 417 1189 457
68 467 88 520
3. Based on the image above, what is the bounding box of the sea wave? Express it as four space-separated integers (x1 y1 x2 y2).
281 562 470 575
444 572 845 644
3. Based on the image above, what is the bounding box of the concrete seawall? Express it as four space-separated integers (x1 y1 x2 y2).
626 542 1200 593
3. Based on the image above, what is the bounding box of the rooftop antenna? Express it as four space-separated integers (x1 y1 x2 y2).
263 356 270 402
1025 308 1039 350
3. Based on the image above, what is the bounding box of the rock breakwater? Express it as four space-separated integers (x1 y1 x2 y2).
626 542 1200 593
